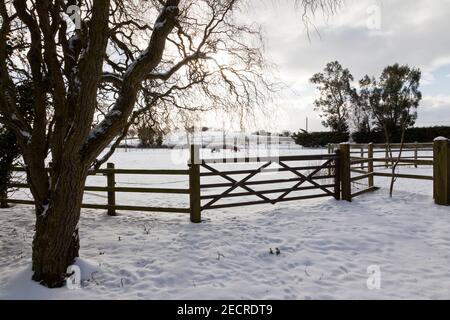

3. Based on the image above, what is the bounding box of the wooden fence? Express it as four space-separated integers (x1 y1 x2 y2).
2 139 449 223
2 166 191 215
1 146 341 223
329 140 450 204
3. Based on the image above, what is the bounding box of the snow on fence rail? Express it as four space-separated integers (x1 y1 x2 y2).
2 140 449 222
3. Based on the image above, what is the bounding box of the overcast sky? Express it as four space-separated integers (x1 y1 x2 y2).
210 0 450 133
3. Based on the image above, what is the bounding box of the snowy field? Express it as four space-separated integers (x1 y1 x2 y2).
1 147 450 300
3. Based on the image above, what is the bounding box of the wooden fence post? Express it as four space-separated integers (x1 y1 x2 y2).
328 144 332 176
385 145 389 168
334 150 341 200
368 143 374 188
414 142 418 168
107 163 116 216
360 147 364 169
223 132 227 152
340 143 351 202
189 145 202 223
433 138 450 206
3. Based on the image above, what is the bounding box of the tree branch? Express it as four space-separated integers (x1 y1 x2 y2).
81 0 180 164
146 52 205 81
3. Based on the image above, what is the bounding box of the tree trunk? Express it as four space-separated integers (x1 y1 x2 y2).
389 126 407 197
31 163 88 288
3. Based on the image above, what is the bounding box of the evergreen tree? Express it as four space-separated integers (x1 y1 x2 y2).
310 61 354 133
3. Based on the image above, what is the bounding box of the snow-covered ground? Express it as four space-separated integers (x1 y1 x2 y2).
1 148 449 300
121 130 297 149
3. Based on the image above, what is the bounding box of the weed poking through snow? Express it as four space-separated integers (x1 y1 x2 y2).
270 248 281 255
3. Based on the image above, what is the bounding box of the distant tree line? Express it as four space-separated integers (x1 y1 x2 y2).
293 126 450 147
352 126 450 143
292 130 349 148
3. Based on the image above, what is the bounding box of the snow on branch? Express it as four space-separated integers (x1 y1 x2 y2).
88 109 123 141
101 72 124 87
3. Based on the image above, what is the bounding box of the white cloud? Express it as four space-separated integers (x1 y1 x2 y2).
415 95 450 126
421 95 450 109
239 0 450 131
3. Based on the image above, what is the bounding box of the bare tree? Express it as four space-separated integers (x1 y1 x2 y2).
0 0 342 287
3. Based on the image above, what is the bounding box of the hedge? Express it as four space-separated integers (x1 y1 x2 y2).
352 126 450 143
292 126 450 147
292 131 349 147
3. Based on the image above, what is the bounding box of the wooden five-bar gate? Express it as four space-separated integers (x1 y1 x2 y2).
188 145 341 222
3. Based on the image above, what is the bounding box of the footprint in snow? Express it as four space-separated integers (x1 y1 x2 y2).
339 266 349 274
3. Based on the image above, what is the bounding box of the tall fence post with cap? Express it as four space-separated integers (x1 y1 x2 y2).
433 137 450 206
107 162 117 216
340 143 351 202
189 145 201 223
